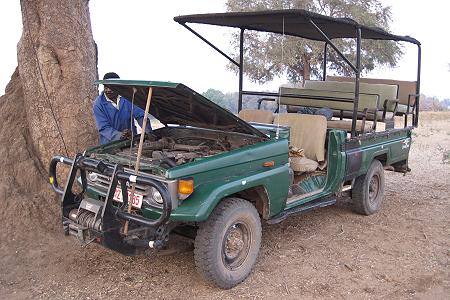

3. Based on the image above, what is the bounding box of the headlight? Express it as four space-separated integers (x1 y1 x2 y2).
143 187 164 207
88 172 98 182
151 187 163 204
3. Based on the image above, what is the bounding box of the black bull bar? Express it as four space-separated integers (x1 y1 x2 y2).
49 154 172 229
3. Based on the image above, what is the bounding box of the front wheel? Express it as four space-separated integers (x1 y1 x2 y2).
352 159 385 215
194 198 262 289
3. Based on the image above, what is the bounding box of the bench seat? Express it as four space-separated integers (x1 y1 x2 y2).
280 80 399 124
397 104 414 114
280 87 380 112
304 80 399 113
330 109 394 121
326 76 417 117
327 119 373 133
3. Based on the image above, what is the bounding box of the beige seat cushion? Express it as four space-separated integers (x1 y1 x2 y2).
274 113 327 162
238 109 274 124
289 156 319 173
327 120 373 133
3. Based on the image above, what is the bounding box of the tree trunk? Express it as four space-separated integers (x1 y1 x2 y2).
301 53 311 83
0 0 98 236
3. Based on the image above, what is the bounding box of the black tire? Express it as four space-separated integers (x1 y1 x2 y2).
194 197 262 289
352 159 385 215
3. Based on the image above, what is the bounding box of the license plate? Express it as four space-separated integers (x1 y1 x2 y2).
113 187 143 209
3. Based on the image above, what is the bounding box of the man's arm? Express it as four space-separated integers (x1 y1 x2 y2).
93 102 123 143
130 102 152 133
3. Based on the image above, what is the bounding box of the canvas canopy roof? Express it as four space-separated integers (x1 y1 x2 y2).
174 9 419 45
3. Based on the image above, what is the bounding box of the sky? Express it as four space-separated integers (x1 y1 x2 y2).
1 0 449 100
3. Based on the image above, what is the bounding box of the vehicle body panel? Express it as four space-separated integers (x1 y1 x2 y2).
81 126 412 223
139 138 290 221
345 128 411 179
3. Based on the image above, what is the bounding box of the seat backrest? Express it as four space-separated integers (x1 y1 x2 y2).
279 86 379 112
327 76 416 106
274 113 327 162
238 109 274 124
305 80 398 111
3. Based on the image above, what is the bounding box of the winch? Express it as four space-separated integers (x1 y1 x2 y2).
65 198 104 242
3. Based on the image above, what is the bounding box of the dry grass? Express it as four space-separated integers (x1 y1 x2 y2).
419 111 450 122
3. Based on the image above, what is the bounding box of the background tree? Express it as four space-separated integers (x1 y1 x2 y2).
203 88 280 113
202 88 227 107
226 0 402 84
420 95 450 111
0 0 97 234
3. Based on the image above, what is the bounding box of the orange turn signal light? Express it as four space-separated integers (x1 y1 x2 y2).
263 161 275 167
178 179 194 195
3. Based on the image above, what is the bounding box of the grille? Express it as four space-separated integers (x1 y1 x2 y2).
89 172 150 197
85 168 178 210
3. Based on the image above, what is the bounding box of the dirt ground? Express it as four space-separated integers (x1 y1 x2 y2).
0 112 449 299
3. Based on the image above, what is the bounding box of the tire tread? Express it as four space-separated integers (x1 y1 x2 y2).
352 159 385 215
194 198 261 289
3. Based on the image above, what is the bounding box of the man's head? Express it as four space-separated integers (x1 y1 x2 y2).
103 72 120 101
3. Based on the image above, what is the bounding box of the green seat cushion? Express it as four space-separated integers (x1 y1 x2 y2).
280 87 379 112
331 109 393 121
326 76 417 107
304 80 398 112
397 104 414 114
327 120 373 132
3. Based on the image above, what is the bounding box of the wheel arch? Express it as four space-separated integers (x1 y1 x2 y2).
373 153 388 166
230 185 270 220
167 165 290 223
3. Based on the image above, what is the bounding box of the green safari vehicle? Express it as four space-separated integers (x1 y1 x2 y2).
49 10 421 288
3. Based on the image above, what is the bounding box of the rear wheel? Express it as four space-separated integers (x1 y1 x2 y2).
194 198 261 289
352 159 385 215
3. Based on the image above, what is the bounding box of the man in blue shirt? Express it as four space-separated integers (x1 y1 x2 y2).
93 72 152 144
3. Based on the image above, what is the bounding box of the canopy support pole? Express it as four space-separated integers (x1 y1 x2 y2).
179 23 240 67
309 18 360 137
123 87 153 235
350 28 362 137
414 44 421 127
238 28 245 112
308 19 357 73
323 42 328 81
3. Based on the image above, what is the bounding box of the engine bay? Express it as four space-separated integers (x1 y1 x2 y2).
89 126 265 172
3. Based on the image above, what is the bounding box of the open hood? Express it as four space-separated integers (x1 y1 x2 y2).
96 79 266 138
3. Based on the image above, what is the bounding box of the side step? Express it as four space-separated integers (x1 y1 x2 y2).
267 198 336 224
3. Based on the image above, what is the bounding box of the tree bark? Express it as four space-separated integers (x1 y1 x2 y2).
18 0 98 163
0 0 98 235
301 53 311 83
